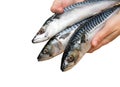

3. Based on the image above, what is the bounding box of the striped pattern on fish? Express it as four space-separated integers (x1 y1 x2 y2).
32 0 119 43
64 0 119 12
61 5 120 72
37 17 93 61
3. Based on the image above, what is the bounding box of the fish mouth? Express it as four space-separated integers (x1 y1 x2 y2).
37 52 51 61
32 34 49 43
37 49 63 61
61 61 75 72
37 56 51 61
61 64 74 72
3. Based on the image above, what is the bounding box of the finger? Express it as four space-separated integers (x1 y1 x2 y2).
51 0 75 13
89 14 120 53
91 23 114 47
51 0 64 13
51 0 84 13
74 0 84 3
91 13 120 47
88 29 120 53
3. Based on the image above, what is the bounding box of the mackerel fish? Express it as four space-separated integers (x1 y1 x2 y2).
61 5 120 72
32 0 120 43
37 17 93 61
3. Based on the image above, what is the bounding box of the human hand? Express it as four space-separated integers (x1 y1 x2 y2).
51 0 84 13
88 12 120 53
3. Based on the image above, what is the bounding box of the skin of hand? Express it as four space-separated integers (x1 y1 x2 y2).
51 0 120 53
88 12 120 53
51 0 84 13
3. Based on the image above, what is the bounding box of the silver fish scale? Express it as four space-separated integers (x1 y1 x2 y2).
55 23 81 38
55 17 92 38
69 5 119 44
64 0 117 12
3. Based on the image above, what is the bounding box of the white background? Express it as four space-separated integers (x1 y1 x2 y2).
0 0 120 87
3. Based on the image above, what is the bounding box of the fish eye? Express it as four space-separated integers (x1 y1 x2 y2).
39 28 45 34
43 48 48 54
67 55 74 63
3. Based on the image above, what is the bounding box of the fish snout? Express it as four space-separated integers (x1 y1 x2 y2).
32 33 49 43
32 27 49 43
37 53 51 61
61 60 75 72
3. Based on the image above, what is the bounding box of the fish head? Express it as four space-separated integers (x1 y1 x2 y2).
37 38 63 61
37 41 54 61
61 44 80 71
32 26 49 43
32 14 59 43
